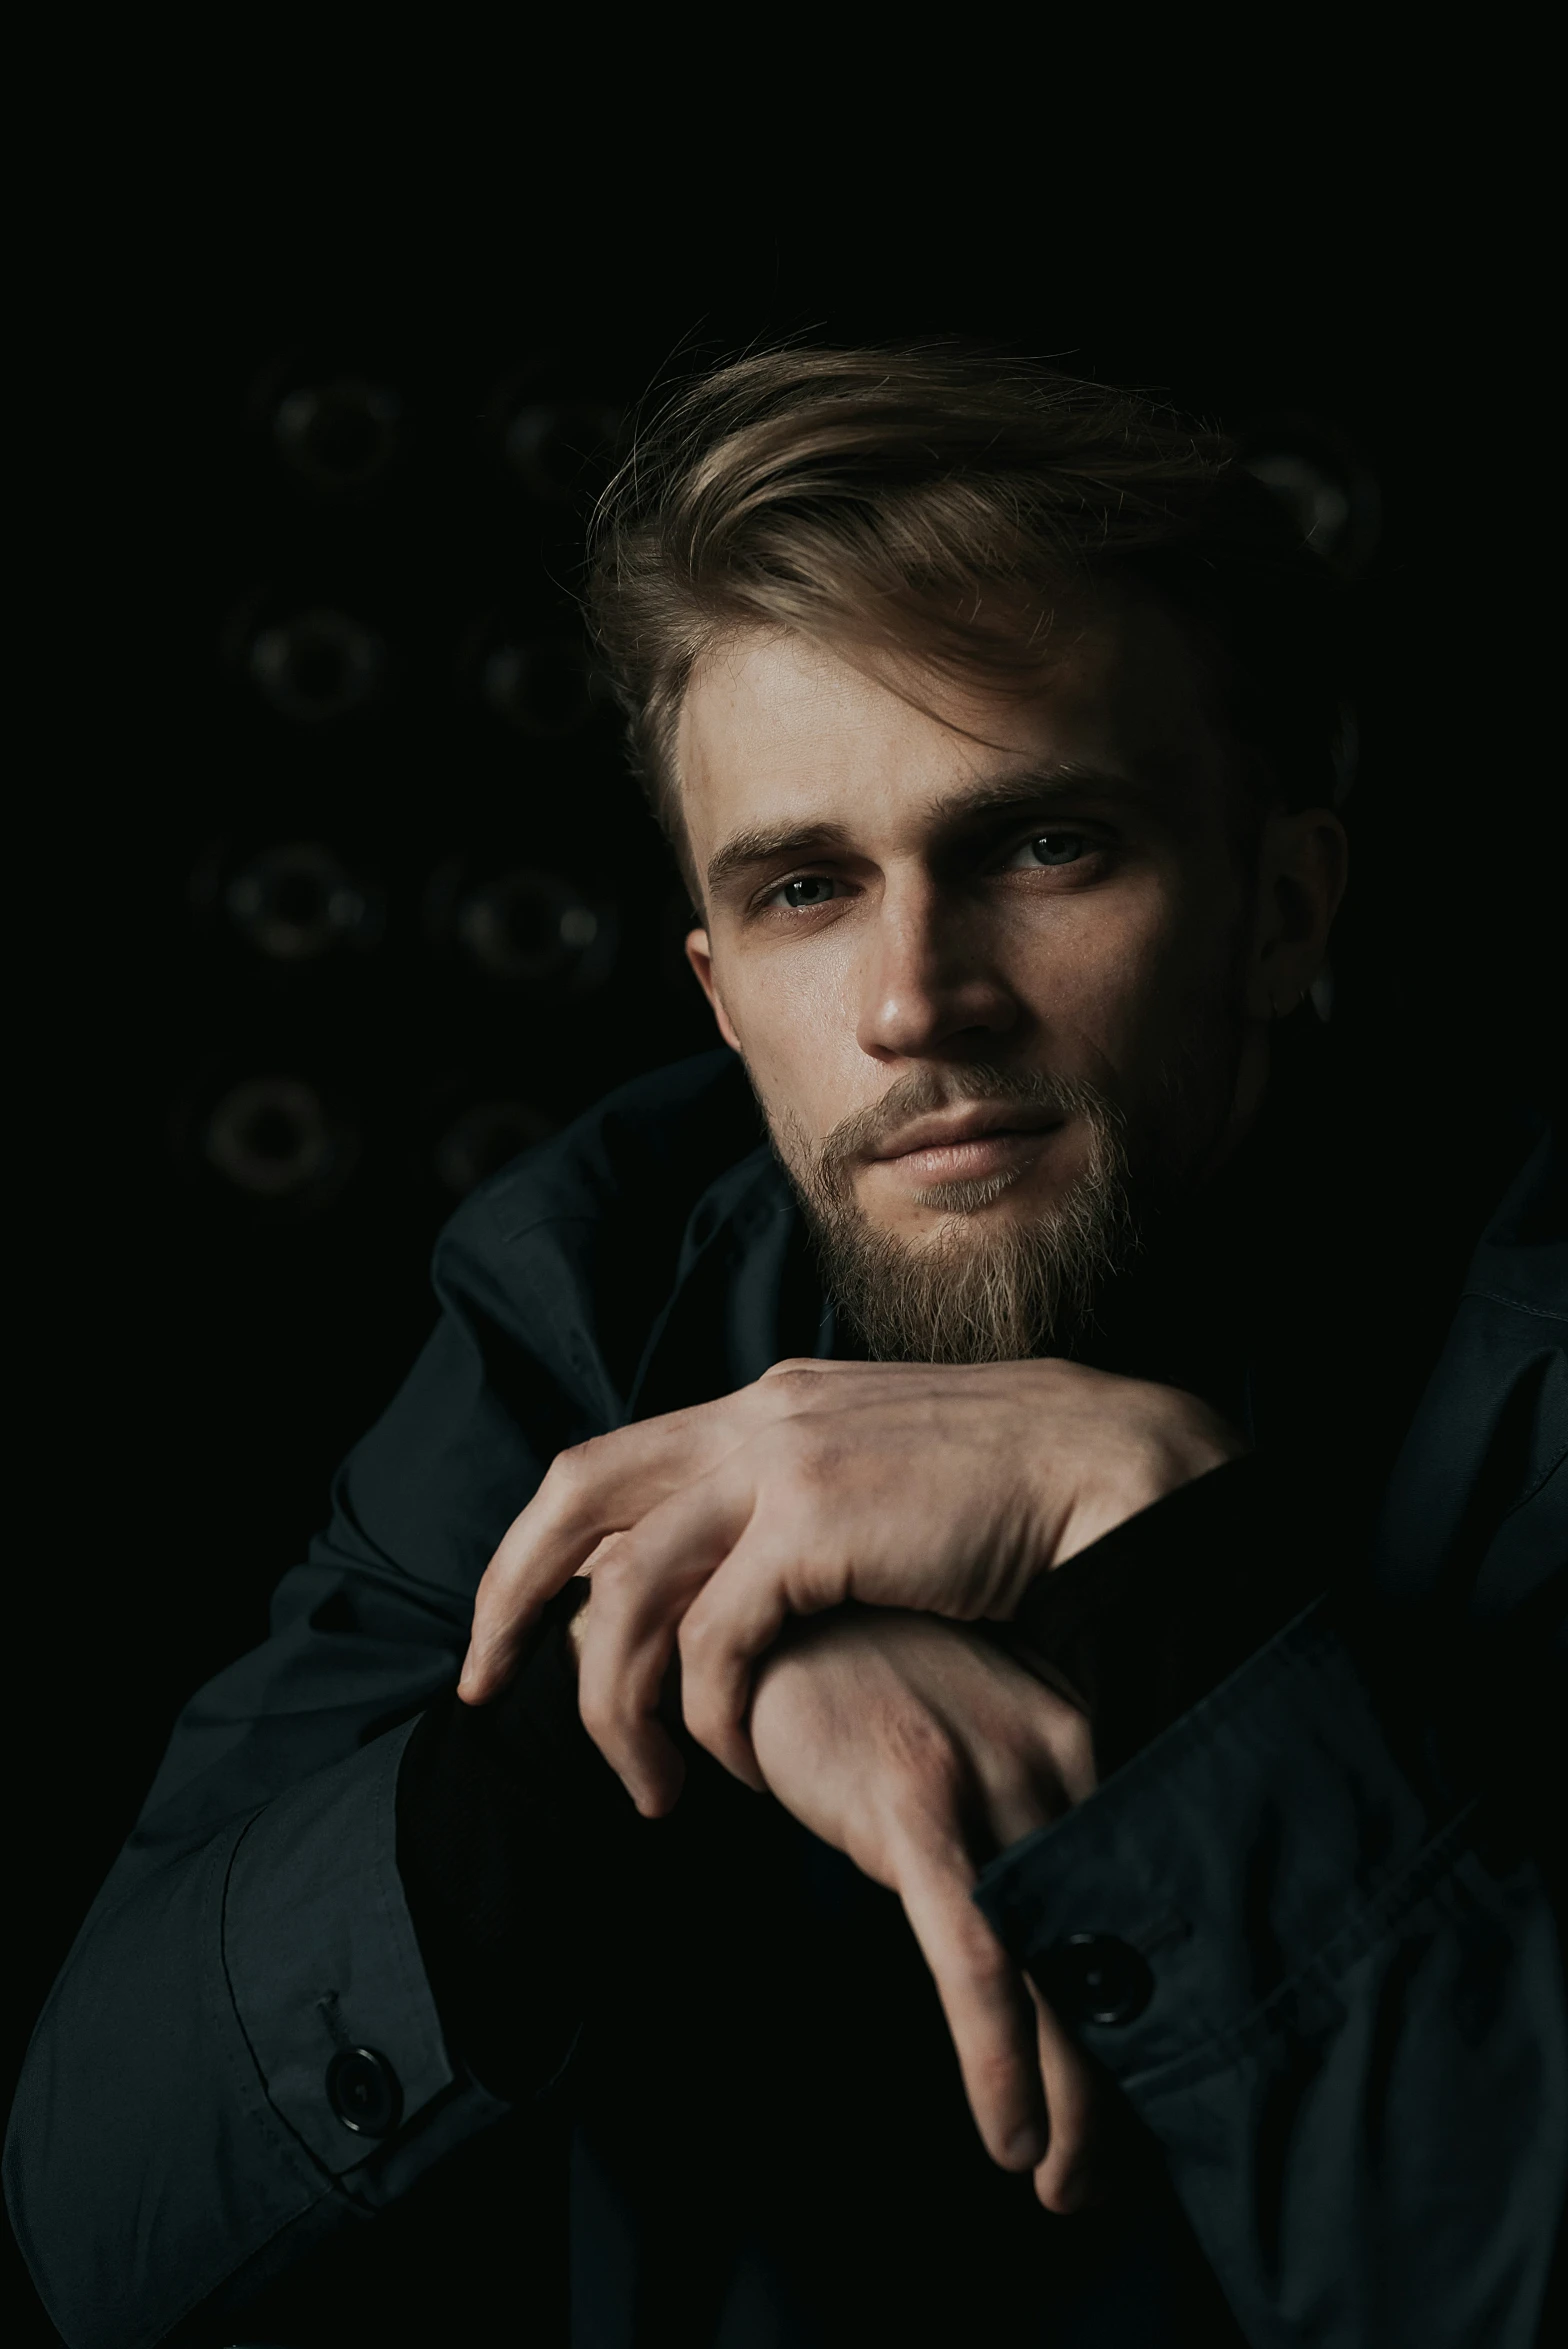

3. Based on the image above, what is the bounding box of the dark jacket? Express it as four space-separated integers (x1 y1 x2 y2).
6 1047 1565 2348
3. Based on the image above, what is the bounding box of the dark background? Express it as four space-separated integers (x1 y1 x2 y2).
9 162 1556 2336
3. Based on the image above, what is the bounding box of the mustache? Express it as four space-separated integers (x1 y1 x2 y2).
817 1063 1119 1175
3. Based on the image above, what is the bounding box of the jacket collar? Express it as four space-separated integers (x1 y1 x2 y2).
625 1147 829 1423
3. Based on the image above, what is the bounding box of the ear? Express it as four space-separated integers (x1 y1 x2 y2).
684 928 744 1053
1244 808 1348 1020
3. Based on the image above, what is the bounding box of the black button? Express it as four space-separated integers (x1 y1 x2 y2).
1036 1933 1153 2026
326 2046 402 2137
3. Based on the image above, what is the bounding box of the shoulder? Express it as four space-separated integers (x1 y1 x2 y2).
458 1047 760 1244
425 1050 767 1407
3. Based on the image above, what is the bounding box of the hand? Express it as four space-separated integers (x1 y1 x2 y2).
734 1605 1104 2213
463 1355 1241 1813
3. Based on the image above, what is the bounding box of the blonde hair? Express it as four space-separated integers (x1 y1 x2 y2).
586 344 1347 888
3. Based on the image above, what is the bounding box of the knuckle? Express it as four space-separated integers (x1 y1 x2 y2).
576 1677 628 1752
588 1539 635 1599
886 1709 964 1793
547 1439 600 1495
677 1606 720 1667
966 1939 1015 2001
766 1416 836 1485
761 1367 840 1433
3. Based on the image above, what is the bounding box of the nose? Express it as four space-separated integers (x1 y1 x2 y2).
854 878 1021 1062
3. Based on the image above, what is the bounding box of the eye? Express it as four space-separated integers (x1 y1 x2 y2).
1009 831 1088 869
766 874 842 909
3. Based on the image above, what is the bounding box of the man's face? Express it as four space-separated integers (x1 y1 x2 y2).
678 598 1330 1357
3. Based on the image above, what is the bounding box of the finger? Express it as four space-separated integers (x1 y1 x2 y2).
572 1482 751 1810
677 1471 877 1781
894 1840 1048 2174
568 1573 686 1816
460 1402 743 1701
1029 1985 1107 2214
676 1549 796 1787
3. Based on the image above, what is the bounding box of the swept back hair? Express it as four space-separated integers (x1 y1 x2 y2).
585 344 1351 888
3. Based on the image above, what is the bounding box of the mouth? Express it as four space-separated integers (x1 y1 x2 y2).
867 1104 1065 1186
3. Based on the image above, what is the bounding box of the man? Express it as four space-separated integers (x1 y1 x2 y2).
7 349 1564 2347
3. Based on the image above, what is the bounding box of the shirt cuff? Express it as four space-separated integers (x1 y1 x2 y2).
395 1584 644 2102
972 1599 1566 2349
1002 1453 1327 1776
974 1598 1469 2081
222 1720 509 2207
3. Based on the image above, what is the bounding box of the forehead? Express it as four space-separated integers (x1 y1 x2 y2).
674 598 1227 870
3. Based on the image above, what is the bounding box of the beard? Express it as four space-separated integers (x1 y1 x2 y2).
767 1062 1145 1365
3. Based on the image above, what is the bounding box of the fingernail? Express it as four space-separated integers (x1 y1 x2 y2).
1006 2125 1048 2170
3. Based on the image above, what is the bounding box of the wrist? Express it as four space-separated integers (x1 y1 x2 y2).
1024 1371 1249 1578
1007 1454 1323 1777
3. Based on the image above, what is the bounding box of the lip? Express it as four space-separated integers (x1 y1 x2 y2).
869 1104 1063 1164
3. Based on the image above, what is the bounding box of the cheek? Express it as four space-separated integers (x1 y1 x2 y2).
1007 881 1179 1039
712 940 866 1127
1006 870 1243 1076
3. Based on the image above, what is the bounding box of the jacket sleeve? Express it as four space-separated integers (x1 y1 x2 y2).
975 1131 1568 2349
3 1188 616 2349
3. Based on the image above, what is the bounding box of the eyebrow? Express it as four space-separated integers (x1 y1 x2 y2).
706 821 854 896
703 764 1159 896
